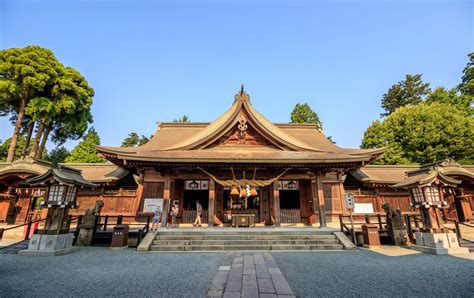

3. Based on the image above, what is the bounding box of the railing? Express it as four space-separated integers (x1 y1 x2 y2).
339 214 388 244
0 217 47 242
91 214 152 245
281 209 300 223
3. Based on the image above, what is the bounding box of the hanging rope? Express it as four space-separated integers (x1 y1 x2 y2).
198 167 290 187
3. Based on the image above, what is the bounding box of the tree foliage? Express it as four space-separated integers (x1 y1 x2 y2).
381 74 431 116
44 146 70 163
121 132 149 147
290 103 322 129
172 115 190 123
0 136 27 162
459 52 474 96
64 128 105 163
0 45 94 162
426 87 473 115
362 103 474 164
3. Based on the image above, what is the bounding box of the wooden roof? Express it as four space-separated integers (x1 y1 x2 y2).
348 160 474 187
97 90 385 166
0 158 129 184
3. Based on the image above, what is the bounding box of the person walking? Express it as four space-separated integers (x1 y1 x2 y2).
171 204 178 228
193 200 202 227
151 206 162 230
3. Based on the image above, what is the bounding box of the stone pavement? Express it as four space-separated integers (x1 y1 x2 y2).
207 252 294 298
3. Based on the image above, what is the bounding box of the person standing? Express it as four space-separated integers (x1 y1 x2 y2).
193 200 202 227
171 204 178 228
151 206 162 230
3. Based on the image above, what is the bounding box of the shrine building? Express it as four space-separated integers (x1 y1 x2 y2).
95 89 385 227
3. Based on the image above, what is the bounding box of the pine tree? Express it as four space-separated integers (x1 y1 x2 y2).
65 128 105 163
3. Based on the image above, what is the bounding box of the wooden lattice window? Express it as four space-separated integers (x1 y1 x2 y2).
411 188 424 202
424 186 440 202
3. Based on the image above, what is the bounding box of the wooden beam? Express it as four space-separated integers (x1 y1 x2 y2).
208 179 215 227
272 182 281 227
160 174 171 228
313 172 327 228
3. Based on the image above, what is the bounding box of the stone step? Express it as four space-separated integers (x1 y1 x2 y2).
155 230 334 236
149 243 344 251
154 234 337 241
152 239 341 246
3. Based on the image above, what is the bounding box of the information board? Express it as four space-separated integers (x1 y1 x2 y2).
143 198 163 213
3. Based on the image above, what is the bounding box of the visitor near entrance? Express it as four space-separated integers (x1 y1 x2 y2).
152 206 162 230
193 200 202 227
171 204 178 228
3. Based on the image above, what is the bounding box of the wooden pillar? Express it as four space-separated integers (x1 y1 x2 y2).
160 174 171 228
272 182 281 227
313 171 327 228
208 179 215 227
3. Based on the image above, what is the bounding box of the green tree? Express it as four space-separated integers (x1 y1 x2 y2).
459 52 474 96
0 46 62 162
426 87 473 115
290 103 322 129
172 115 190 123
44 146 70 163
65 128 105 163
0 136 28 162
381 74 431 116
121 132 149 147
362 103 474 164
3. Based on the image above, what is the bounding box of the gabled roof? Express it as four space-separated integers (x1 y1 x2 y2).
0 158 129 184
392 160 474 188
97 90 385 165
27 164 97 188
349 165 420 185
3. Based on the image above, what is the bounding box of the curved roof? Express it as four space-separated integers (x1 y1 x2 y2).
97 90 386 165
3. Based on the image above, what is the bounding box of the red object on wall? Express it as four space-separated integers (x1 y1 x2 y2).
22 222 39 240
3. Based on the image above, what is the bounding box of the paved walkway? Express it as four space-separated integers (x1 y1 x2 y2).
207 252 294 298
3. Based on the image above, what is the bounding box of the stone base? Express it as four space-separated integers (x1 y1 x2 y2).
412 232 469 255
362 244 382 249
411 244 469 255
22 233 76 256
18 246 80 256
110 245 128 251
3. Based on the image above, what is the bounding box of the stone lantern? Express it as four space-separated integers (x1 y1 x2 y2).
393 164 469 254
19 164 96 256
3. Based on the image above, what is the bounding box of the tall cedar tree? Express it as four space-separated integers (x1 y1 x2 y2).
121 132 149 147
0 46 61 162
380 74 431 116
290 103 322 129
172 115 190 123
65 128 105 163
459 52 474 96
44 146 70 163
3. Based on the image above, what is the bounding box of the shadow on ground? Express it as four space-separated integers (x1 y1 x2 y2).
0 247 224 297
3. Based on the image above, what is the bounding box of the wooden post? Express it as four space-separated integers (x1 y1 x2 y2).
160 174 171 228
272 182 281 227
208 179 215 227
313 171 327 228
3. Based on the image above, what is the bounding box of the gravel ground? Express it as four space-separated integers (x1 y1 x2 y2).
0 247 224 297
272 250 474 297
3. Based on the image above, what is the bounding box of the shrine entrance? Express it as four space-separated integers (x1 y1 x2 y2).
182 180 209 223
279 181 301 223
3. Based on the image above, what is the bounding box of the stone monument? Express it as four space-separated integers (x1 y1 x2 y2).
76 200 104 246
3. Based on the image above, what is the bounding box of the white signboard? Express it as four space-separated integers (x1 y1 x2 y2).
354 203 375 214
143 198 163 213
344 193 355 209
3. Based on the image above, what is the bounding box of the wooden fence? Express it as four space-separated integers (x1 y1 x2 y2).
280 209 301 223
182 209 208 223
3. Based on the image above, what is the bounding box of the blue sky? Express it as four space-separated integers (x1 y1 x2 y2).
0 0 472 151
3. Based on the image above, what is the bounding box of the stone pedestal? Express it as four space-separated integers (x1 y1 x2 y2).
19 233 78 256
412 232 469 255
76 228 94 246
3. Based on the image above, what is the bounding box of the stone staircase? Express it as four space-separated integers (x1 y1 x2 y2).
148 229 346 251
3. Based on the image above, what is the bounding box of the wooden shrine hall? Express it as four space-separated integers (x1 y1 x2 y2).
96 88 385 227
